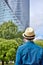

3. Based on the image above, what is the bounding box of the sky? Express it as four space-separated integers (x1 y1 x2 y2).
30 0 43 39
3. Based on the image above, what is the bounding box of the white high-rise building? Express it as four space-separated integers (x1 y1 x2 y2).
0 0 29 30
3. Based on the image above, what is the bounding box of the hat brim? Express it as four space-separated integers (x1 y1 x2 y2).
22 33 25 38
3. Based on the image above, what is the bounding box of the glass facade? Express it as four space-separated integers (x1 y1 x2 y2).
0 0 29 30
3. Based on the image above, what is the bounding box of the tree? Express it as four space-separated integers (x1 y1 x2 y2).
16 31 24 39
15 38 23 45
0 20 23 65
0 39 19 65
0 20 18 39
0 20 24 40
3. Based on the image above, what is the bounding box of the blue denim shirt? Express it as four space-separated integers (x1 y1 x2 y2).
15 41 43 65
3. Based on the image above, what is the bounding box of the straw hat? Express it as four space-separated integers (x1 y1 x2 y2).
23 27 35 39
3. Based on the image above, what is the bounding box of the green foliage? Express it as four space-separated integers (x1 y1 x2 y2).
0 20 24 40
15 38 23 45
16 31 24 39
0 63 13 65
0 20 23 63
0 20 18 39
34 40 43 48
0 38 19 62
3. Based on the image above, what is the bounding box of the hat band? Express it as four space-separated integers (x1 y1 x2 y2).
24 34 35 37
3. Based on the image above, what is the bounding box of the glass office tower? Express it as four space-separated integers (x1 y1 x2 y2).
0 0 29 30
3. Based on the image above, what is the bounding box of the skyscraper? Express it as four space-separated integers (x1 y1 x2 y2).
15 0 21 21
0 0 29 30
